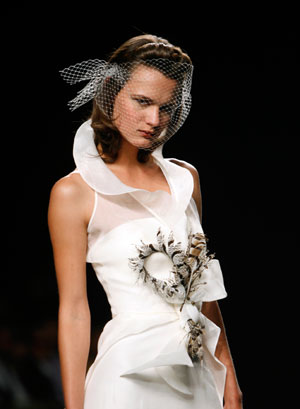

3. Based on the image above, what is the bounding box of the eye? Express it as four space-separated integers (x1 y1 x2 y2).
132 97 152 106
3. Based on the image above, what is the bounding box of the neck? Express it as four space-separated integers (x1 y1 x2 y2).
115 138 153 168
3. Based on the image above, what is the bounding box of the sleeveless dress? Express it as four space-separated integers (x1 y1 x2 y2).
67 120 228 409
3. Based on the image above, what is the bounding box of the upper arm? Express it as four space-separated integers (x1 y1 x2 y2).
48 177 91 307
170 159 202 223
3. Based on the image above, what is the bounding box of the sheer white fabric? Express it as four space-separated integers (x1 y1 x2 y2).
68 120 227 408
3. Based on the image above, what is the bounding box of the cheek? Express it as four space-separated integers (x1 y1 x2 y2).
114 98 141 129
126 104 140 123
161 113 171 125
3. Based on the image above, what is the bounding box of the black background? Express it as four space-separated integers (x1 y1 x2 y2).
2 5 299 408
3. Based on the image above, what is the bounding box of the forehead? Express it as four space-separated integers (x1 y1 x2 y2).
125 65 177 102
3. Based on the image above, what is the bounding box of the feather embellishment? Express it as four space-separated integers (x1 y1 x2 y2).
128 228 215 362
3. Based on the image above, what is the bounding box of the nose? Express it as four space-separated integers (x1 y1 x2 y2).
145 105 160 127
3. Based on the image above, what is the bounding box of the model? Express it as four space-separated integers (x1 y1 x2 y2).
48 34 243 409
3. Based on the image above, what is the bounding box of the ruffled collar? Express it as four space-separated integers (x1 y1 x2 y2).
73 120 193 210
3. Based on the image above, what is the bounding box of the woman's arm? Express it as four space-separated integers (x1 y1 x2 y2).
48 176 94 409
175 161 242 408
202 301 243 408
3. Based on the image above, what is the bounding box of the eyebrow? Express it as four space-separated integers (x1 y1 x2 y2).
131 94 173 108
132 94 153 103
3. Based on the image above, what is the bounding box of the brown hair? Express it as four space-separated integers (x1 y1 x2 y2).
90 34 192 163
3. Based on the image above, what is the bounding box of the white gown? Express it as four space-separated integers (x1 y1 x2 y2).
68 120 227 409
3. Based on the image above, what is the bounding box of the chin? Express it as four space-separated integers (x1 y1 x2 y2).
121 133 153 150
131 138 153 150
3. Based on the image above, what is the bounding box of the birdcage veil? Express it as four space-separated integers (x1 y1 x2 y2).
60 57 193 150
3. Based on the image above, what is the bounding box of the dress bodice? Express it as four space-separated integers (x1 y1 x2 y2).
67 120 227 404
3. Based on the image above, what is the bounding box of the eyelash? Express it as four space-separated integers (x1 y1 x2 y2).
133 97 174 114
133 97 151 106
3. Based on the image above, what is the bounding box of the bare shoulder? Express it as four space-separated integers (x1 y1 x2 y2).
50 173 92 203
169 158 202 221
169 159 200 183
49 173 94 226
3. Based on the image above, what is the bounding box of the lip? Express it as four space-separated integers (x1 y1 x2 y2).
138 130 155 139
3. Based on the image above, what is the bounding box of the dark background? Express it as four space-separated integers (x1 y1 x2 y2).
2 5 299 408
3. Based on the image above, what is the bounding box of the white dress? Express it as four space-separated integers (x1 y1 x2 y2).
68 120 227 409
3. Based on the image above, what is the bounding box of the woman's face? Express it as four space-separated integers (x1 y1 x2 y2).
112 65 177 149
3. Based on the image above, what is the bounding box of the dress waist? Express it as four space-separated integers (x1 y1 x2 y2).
89 306 226 403
112 310 180 318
